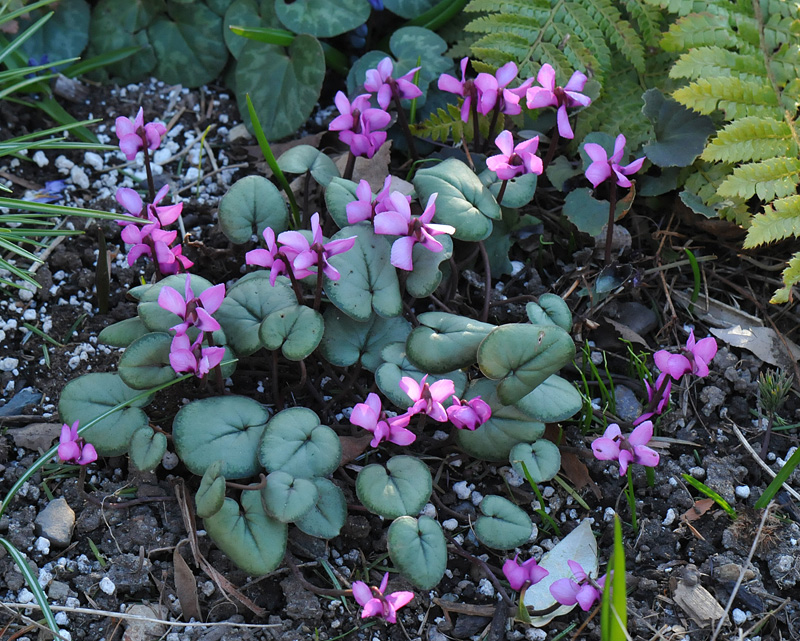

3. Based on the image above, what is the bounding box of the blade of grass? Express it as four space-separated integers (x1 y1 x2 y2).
684 248 701 314
62 45 141 78
755 446 800 509
681 473 737 518
0 197 142 223
609 515 628 640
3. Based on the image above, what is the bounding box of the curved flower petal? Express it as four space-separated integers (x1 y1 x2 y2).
390 235 416 271
550 578 579 606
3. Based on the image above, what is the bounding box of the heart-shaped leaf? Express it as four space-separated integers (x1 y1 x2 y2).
388 516 447 590
128 426 167 472
224 0 279 59
203 491 287 575
259 407 341 478
414 158 500 241
325 226 402 322
218 175 289 244
260 305 324 361
87 0 158 82
118 332 176 390
216 272 297 356
196 461 226 519
274 0 370 37
406 234 452 298
277 145 340 187
323 177 359 230
98 317 149 348
382 0 439 19
478 324 575 405
406 312 495 374
235 35 325 140
294 477 347 539
525 294 572 332
261 471 319 523
561 188 614 237
58 373 151 456
642 88 715 168
173 395 270 479
388 27 450 96
320 308 411 372
17 0 90 69
481 169 539 209
510 440 562 484
517 375 582 423
474 495 533 550
356 456 432 519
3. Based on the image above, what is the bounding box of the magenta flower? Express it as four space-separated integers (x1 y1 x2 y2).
246 227 299 286
329 91 391 159
116 184 183 227
438 57 480 123
157 278 225 335
399 375 455 422
502 555 549 591
278 213 357 281
352 573 414 623
633 372 672 426
591 421 659 476
58 421 97 465
364 57 422 110
373 192 455 271
169 333 225 378
550 561 605 611
350 393 416 447
115 107 166 160
654 330 718 380
486 131 543 180
474 61 521 116
122 225 177 267
156 242 193 276
525 64 591 139
346 180 377 224
446 396 491 431
584 134 645 189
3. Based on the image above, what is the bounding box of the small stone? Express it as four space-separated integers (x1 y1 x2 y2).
662 508 677 526
442 518 459 531
83 152 104 171
614 385 642 422
122 604 168 641
735 485 751 499
34 536 50 555
33 151 49 167
227 123 252 143
99 576 116 595
732 608 747 625
689 467 706 480
48 580 71 601
477 578 494 597
70 165 90 189
0 357 19 372
526 630 547 641
35 498 75 547
453 481 472 500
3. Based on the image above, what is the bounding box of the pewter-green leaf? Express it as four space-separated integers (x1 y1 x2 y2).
274 0 370 37
356 456 432 519
474 495 533 550
405 312 495 374
525 294 572 332
277 145 339 187
510 440 561 483
259 305 324 360
320 308 411 372
129 426 167 472
261 471 318 523
388 516 447 590
118 332 175 390
218 175 289 244
196 461 226 519
259 407 341 478
294 477 347 539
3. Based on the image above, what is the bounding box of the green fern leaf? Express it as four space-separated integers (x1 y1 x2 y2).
701 117 797 163
669 46 766 82
471 33 534 68
672 77 782 119
581 0 646 71
526 42 578 82
543 20 603 81
743 195 800 248
412 104 466 144
556 2 613 70
682 161 751 225
717 158 800 201
661 13 740 51
771 251 800 303
639 0 696 16
620 0 666 47
465 13 543 38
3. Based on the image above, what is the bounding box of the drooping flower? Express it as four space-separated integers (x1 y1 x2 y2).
278 213 357 281
157 277 225 335
446 396 492 431
352 573 414 623
364 57 422 110
591 421 659 476
583 134 645 189
246 227 299 286
399 375 455 422
373 192 455 271
633 372 672 426
346 180 378 225
58 421 98 465
329 91 391 159
350 393 416 447
654 330 718 380
438 57 478 123
168 333 225 378
474 61 522 116
502 555 549 591
550 560 605 611
116 184 183 227
524 64 591 139
486 131 543 180
115 107 166 160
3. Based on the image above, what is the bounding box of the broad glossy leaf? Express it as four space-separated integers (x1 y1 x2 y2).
406 234 452 298
261 471 318 522
128 426 167 472
320 308 411 372
356 456 432 519
59 373 151 456
525 294 572 332
218 175 289 244
294 477 347 539
561 188 613 237
224 0 279 59
274 0 369 37
17 0 90 68
388 516 447 590
259 305 323 360
478 324 575 405
481 169 539 209
98 317 148 348
642 88 714 168
196 461 226 519
87 0 158 82
383 0 438 19
517 375 582 422
277 145 339 187
414 158 500 241
203 491 287 575
259 407 341 478
474 495 533 550
510 440 561 483
173 395 269 479
324 177 359 230
405 312 495 374
325 226 402 321
118 332 175 390
136 274 216 332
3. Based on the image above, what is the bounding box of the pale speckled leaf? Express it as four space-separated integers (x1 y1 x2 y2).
382 0 438 19
274 0 370 37
320 308 411 372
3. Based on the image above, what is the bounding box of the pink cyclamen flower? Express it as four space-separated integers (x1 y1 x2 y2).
157 277 225 335
329 91 391 159
592 421 659 476
584 134 645 188
373 192 455 271
486 131 543 180
169 333 225 378
446 395 492 430
58 421 98 465
352 573 414 624
438 57 478 123
347 180 378 224
246 227 299 286
550 560 605 611
399 374 455 422
633 372 672 426
474 61 521 116
116 184 183 227
654 330 718 380
278 213 357 281
115 107 166 160
525 64 591 139
350 393 416 447
502 555 549 591
364 57 422 110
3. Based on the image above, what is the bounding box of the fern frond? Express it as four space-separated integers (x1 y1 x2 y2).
581 0 646 71
471 33 533 68
620 0 665 47
701 117 797 163
771 251 800 303
542 19 604 81
743 195 800 248
411 102 497 144
465 13 543 38
672 77 782 119
464 0 548 12
717 157 800 201
639 0 697 16
554 2 612 72
669 46 766 82
525 42 577 81
682 161 751 225
660 13 740 51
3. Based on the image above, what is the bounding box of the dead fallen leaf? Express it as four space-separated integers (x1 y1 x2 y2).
173 544 202 622
560 451 602 499
333 140 393 192
339 434 373 466
671 565 726 628
682 498 715 522
710 325 800 369
604 317 648 348
7 423 61 452
672 289 763 329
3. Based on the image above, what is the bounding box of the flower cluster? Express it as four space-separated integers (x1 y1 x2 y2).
352 573 414 623
584 134 645 189
58 421 97 465
550 560 605 611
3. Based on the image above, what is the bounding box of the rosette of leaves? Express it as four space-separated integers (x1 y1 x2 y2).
646 0 800 303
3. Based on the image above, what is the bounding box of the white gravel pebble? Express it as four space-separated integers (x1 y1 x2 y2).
477 578 494 597
662 507 678 526
23 308 37 321
55 155 74 172
18 588 35 603
442 518 459 531
419 503 436 518
732 608 747 625
84 151 104 171
453 480 473 500
70 165 90 189
526 630 547 641
33 150 49 167
99 577 115 594
0 357 19 371
735 485 751 499
603 507 616 522
55 612 69 626
35 536 51 555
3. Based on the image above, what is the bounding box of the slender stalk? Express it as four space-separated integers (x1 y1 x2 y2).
478 240 492 323
603 182 619 265
284 262 306 306
484 101 501 153
391 82 418 161
496 179 508 206
205 332 225 394
343 151 356 181
313 247 325 311
470 89 480 152
140 137 156 202
541 129 560 171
